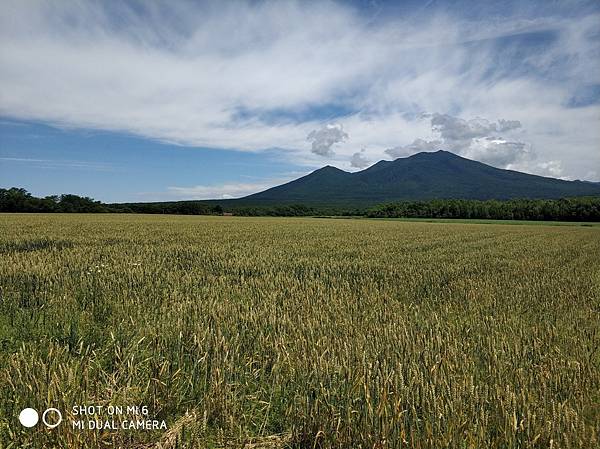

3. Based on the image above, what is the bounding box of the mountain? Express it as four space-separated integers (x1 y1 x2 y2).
242 151 600 206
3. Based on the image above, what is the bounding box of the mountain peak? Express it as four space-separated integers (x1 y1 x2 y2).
321 164 340 170
312 164 349 175
244 151 600 205
382 150 461 165
408 149 455 158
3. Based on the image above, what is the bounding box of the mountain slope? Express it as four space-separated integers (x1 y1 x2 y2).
243 151 600 205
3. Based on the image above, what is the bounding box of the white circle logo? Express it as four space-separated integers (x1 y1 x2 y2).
19 408 39 427
42 408 63 429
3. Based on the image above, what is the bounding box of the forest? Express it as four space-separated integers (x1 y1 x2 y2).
1 187 599 221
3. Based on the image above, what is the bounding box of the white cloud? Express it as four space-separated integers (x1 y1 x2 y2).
497 119 522 132
463 137 532 168
385 113 532 169
385 139 442 158
350 149 369 169
167 181 282 200
307 124 348 157
383 112 578 178
431 114 523 143
533 160 565 178
163 172 304 200
0 1 598 179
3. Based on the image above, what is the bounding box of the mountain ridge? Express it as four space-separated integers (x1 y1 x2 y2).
242 150 600 205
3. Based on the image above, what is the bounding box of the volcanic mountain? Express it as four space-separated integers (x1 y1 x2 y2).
241 150 600 206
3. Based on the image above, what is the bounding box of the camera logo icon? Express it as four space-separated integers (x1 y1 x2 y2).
19 407 62 429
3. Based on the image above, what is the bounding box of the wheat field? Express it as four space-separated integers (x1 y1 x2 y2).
0 214 599 448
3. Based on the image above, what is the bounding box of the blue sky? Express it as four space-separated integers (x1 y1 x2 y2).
0 118 301 202
1 0 599 202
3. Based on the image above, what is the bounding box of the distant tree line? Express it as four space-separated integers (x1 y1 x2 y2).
114 201 223 215
366 197 600 222
0 188 222 215
0 188 359 216
0 188 110 213
231 204 363 217
2 187 599 221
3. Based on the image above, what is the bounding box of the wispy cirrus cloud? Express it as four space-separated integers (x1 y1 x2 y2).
0 0 599 180
0 157 115 171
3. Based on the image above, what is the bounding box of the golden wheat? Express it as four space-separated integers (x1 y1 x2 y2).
0 214 598 448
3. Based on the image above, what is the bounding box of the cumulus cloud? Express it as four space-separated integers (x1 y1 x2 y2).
496 119 522 132
430 114 497 142
383 112 538 170
534 160 564 178
462 137 532 167
429 113 523 151
350 149 369 169
307 124 348 157
0 1 598 178
385 139 442 158
395 113 532 168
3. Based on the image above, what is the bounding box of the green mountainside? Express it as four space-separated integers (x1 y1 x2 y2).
243 151 600 205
